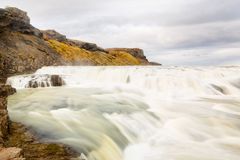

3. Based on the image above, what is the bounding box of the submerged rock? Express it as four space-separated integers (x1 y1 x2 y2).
27 75 65 88
50 75 65 87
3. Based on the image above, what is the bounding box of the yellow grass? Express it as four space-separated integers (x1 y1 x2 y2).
47 40 141 65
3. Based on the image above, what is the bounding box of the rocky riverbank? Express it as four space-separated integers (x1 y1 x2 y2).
0 85 80 160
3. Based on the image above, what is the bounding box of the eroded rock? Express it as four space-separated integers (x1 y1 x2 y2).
106 48 148 62
0 85 16 145
42 30 67 42
0 147 24 160
4 122 79 160
0 7 41 37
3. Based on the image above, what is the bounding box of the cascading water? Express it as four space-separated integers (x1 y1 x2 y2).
7 66 240 160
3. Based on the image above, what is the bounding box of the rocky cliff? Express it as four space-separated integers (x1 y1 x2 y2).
0 7 156 80
0 85 24 160
0 85 15 144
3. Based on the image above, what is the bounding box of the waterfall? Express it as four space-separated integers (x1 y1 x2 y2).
7 66 240 160
7 66 240 97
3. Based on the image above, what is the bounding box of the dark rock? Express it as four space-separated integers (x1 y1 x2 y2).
5 7 30 24
0 7 42 37
0 85 16 97
42 30 67 42
149 62 162 66
67 39 108 53
106 48 148 61
0 85 16 145
41 29 108 53
50 75 65 87
27 75 65 88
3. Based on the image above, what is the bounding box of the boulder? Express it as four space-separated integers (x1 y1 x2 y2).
0 7 41 37
5 7 30 24
42 30 67 42
50 75 65 87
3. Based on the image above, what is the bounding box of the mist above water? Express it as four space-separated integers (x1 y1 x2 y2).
7 66 240 160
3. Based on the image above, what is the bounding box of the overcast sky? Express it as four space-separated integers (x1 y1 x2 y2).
1 0 240 65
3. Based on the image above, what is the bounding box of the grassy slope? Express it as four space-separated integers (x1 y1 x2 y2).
47 40 141 65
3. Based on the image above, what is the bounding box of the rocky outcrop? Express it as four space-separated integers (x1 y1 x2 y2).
0 84 23 160
0 7 153 79
42 30 67 42
0 7 41 37
106 48 148 62
106 48 146 59
4 122 79 160
0 85 16 145
0 30 64 78
0 7 65 78
42 30 107 53
28 75 65 88
67 39 107 53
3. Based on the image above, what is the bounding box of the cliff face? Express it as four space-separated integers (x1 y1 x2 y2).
0 85 15 144
0 7 154 80
0 7 64 79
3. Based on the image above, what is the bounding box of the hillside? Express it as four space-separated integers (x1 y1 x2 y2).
0 7 158 81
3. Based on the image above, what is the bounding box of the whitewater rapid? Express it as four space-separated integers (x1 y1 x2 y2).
7 66 240 160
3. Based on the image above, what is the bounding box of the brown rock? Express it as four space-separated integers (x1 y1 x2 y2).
0 85 16 97
149 61 162 65
0 147 24 160
5 122 79 160
5 7 30 24
67 39 107 52
0 85 16 145
50 75 65 87
0 7 41 37
42 30 67 42
106 48 148 62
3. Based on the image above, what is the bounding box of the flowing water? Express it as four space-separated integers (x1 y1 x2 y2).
7 66 240 160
